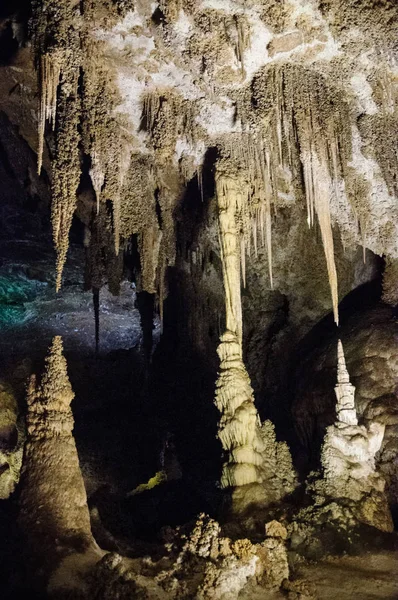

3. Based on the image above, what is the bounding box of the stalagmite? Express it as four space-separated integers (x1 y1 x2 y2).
18 336 103 591
334 340 357 425
214 170 296 514
17 337 169 598
215 331 265 489
296 340 393 538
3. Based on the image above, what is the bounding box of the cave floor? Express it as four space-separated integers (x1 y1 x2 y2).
248 551 398 599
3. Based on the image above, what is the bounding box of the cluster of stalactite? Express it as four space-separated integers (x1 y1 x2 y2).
31 1 163 301
31 0 369 329
31 0 82 292
225 64 357 325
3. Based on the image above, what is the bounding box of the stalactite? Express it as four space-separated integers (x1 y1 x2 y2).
52 69 81 292
81 45 125 258
233 15 249 74
138 224 162 296
220 133 275 289
246 65 353 321
31 0 82 292
89 151 105 215
240 237 246 288
215 172 244 343
301 151 339 324
37 54 60 175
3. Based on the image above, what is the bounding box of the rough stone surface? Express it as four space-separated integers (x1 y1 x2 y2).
155 513 290 599
0 380 24 499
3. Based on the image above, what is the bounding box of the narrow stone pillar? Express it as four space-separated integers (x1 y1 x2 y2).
215 173 244 344
214 172 296 514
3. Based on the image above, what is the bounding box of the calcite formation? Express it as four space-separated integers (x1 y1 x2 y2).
17 337 170 598
214 169 296 512
0 380 24 499
18 336 103 589
293 307 398 510
156 513 290 599
1 0 398 592
20 0 397 320
294 340 393 545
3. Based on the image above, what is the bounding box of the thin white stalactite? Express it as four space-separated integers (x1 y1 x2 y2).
38 54 60 175
89 151 105 215
303 151 339 325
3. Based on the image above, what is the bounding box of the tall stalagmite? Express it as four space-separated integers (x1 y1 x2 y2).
302 340 393 533
214 171 296 514
18 337 103 591
17 337 172 598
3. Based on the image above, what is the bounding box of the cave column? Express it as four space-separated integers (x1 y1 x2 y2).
214 170 296 513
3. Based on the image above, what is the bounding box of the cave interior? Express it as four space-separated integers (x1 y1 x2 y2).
0 1 398 599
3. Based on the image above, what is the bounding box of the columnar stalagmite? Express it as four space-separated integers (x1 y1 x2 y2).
214 172 296 514
300 340 393 534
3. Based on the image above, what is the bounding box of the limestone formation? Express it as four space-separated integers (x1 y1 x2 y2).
25 0 398 331
18 336 103 589
292 340 393 554
17 337 172 598
315 341 392 531
293 310 398 510
333 340 357 426
156 513 290 599
1 0 398 592
0 381 24 499
215 169 296 513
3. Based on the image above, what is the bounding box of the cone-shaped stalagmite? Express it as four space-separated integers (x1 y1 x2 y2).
18 337 102 590
18 337 170 598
